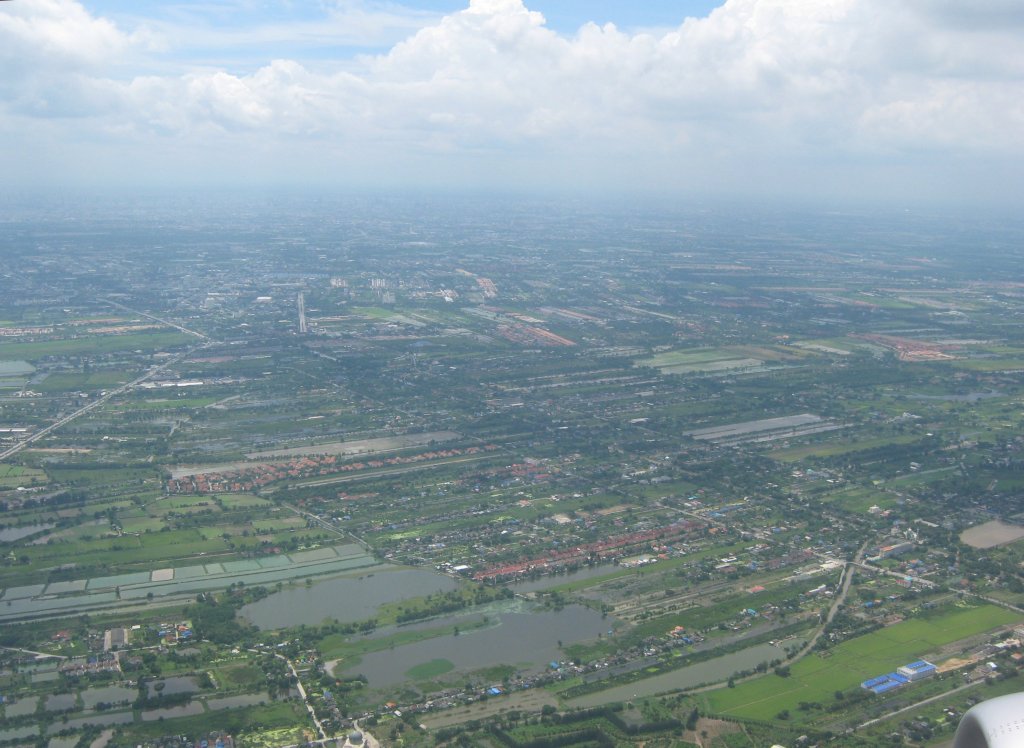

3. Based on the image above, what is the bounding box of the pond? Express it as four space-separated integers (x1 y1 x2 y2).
44 694 76 712
46 712 133 734
141 703 204 721
206 693 271 710
81 685 136 709
0 523 55 542
147 675 199 697
344 604 611 688
961 520 1024 549
238 567 457 629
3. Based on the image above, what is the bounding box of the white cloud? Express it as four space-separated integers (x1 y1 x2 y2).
0 0 129 70
1 0 1022 201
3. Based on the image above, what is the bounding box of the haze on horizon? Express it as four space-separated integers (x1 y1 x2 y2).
1 0 1022 208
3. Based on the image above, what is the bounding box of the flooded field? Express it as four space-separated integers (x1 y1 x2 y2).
568 639 804 708
0 543 380 623
239 567 457 628
961 520 1024 549
344 604 611 688
81 685 136 709
141 703 205 721
206 693 270 710
147 676 199 697
0 523 54 542
45 713 134 734
0 726 39 742
3 697 39 717
245 430 461 459
44 694 76 711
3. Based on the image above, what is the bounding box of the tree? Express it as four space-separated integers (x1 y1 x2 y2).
686 707 699 731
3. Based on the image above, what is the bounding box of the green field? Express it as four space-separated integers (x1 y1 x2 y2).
37 371 134 393
45 465 161 487
0 465 48 488
821 486 899 513
150 495 223 514
704 604 1020 721
351 306 396 320
952 358 1024 372
407 658 455 680
0 332 193 360
636 347 765 375
768 434 923 462
216 493 274 509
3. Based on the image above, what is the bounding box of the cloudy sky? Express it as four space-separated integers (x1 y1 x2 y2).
2 0 1022 206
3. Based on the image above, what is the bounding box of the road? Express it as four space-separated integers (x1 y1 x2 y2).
250 648 329 743
0 346 206 462
790 538 871 661
283 504 374 554
0 645 67 660
284 655 327 741
684 538 871 697
855 679 982 730
852 560 936 589
105 299 211 340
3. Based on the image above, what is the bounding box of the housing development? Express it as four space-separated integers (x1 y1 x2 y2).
1 196 1024 748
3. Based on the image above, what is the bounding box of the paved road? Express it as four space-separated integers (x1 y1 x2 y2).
855 679 982 730
285 655 327 740
251 648 330 743
0 347 204 462
852 560 936 589
790 538 871 661
683 538 871 697
105 299 211 341
0 645 67 660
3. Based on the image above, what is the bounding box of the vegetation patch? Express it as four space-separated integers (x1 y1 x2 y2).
406 658 456 680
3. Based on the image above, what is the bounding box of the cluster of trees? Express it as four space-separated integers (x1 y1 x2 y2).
188 594 253 645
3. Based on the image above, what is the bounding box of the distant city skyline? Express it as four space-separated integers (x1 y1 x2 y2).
1 0 1022 207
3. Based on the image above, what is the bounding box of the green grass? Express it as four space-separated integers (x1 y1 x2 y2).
705 603 1020 721
120 518 166 533
351 306 396 319
36 371 134 393
151 495 222 512
636 347 764 374
821 486 899 514
406 658 455 680
769 434 923 462
216 493 274 509
953 359 1024 371
114 396 220 410
0 465 48 488
0 332 193 361
45 466 160 487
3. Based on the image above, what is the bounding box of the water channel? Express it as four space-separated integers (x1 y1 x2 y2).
568 638 807 708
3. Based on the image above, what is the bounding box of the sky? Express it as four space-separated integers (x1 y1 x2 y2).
1 0 1023 206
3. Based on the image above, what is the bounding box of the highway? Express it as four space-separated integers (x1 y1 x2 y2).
105 299 211 341
0 346 206 462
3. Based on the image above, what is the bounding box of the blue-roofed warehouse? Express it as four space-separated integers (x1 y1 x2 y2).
897 660 936 682
861 672 910 694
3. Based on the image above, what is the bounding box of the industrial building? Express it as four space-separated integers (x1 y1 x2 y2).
898 660 937 682
861 660 936 694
